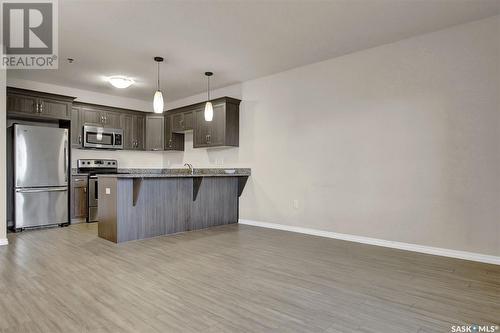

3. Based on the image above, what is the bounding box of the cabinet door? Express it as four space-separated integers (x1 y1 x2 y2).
72 187 88 219
194 105 225 147
7 93 37 115
194 109 209 147
81 107 102 125
145 116 165 150
71 107 83 148
183 111 194 130
103 111 121 128
39 98 71 119
121 114 135 150
71 176 88 220
210 103 226 146
172 113 184 132
134 115 145 150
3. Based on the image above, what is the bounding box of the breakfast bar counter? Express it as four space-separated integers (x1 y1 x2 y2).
97 169 250 243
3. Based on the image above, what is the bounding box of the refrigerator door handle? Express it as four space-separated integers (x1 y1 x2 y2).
16 187 68 193
64 144 68 183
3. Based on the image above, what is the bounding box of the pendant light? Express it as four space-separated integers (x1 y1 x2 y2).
204 72 213 121
153 57 164 113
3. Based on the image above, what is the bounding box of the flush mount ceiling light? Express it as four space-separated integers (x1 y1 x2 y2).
107 75 134 89
153 56 164 114
204 72 213 122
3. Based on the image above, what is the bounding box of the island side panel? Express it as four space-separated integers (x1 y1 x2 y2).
116 178 192 243
190 177 238 230
97 177 118 243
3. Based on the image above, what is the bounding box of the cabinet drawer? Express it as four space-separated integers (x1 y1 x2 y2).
72 176 88 188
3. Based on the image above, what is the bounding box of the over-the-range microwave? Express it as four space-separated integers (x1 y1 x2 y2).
83 125 123 150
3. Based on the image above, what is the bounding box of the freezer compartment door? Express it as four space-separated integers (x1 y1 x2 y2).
15 187 68 228
14 125 68 188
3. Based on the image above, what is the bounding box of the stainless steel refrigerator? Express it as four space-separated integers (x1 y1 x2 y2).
14 124 69 229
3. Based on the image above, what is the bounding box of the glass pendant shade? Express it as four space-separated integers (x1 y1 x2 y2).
204 101 213 121
153 90 164 113
204 71 214 121
153 57 165 114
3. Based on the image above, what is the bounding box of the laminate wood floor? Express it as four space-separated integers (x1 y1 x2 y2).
0 223 498 333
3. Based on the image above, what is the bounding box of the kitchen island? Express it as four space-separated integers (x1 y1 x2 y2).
97 169 250 243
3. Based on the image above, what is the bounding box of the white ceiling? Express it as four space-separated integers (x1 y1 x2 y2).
7 0 500 102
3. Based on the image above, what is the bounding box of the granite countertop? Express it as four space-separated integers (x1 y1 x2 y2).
98 168 251 178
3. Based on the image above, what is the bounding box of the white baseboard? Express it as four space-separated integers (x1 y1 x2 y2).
0 238 8 246
239 219 500 266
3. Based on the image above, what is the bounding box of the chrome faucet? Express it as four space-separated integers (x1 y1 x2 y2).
184 163 193 175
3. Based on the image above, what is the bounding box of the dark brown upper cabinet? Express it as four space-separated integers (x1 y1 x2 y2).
122 113 145 150
193 98 240 148
171 111 194 132
72 102 147 150
145 115 165 151
71 106 83 148
7 87 75 121
166 97 240 149
79 104 121 128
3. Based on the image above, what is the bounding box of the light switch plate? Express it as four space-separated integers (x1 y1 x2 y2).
105 188 111 195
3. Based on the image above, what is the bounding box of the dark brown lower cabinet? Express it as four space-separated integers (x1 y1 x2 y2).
71 176 88 223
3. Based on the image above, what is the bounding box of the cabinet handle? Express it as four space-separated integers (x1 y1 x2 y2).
168 139 172 148
39 103 43 113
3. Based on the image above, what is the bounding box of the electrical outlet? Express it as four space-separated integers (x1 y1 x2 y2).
293 199 299 209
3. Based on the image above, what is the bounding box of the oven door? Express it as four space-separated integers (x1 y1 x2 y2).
83 126 115 149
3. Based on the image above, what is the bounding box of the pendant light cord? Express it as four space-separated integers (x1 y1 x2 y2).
157 62 160 91
207 75 210 102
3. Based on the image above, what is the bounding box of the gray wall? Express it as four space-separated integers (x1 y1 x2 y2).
164 16 500 256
